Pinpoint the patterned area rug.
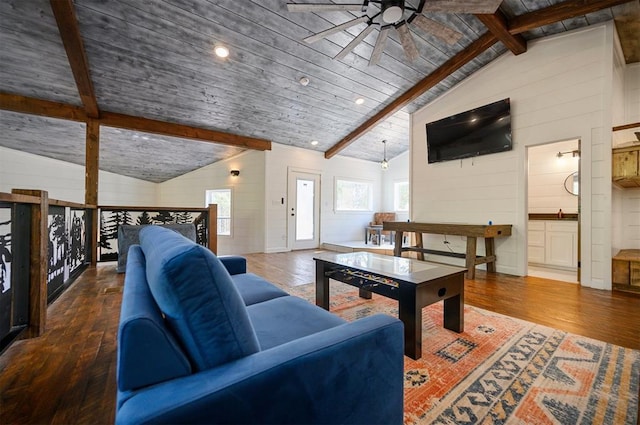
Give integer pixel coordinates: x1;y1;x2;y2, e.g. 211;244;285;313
287;282;640;425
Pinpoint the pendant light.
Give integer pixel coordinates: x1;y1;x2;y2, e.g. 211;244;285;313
381;140;389;170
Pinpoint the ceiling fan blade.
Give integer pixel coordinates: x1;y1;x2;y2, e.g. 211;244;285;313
421;0;502;14
287;3;365;12
412;15;462;45
369;25;391;66
395;22;419;61
304;15;369;43
334;24;375;60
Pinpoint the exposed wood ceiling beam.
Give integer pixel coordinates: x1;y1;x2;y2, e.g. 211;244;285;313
0;92;88;122
325;32;498;159
99;112;272;151
509;0;633;34
325;0;630;159
50;0;99;118
475;11;527;55
0;93;272;151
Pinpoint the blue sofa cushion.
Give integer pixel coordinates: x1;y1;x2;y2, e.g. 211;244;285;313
139;226;259;371
218;255;247;275
231;273;289;306
247;296;346;350
117;223;196;273
117;245;192;395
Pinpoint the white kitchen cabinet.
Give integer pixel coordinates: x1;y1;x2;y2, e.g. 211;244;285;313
528;220;578;269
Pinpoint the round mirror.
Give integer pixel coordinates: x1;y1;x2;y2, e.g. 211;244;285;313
564;171;579;196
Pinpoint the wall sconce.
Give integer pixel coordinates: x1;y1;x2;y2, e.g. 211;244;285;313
556;150;579;158
230;170;240;177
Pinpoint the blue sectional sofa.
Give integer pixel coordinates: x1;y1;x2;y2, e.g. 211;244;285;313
115;225;404;424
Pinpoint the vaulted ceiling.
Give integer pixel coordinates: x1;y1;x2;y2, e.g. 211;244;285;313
1;0;638;183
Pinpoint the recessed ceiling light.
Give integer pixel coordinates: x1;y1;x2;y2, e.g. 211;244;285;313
299;76;310;86
214;44;229;58
311;140;319;146
355;97;365;105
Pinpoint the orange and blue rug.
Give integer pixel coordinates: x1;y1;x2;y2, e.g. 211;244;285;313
288;282;640;424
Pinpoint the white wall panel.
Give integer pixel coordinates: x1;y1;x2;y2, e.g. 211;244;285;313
264;144;383;252
1;146;156;206
411;24;617;286
157;150;266;256
381;151;410;222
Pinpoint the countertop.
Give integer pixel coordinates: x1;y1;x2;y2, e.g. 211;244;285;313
528;213;578;221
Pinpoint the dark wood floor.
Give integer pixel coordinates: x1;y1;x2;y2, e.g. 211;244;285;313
1;249;639;424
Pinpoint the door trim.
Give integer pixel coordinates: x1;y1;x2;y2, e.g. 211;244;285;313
287;169;321;250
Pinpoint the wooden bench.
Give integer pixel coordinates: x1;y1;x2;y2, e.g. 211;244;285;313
383;222;512;279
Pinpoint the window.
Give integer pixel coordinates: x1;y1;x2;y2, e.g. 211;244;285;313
205;189;231;235
335;178;372;211
394;181;409;212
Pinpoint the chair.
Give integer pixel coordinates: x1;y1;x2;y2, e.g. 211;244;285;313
365;212;396;245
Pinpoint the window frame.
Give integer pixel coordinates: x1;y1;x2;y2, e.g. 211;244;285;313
393;180;409;212
334;177;373;212
205;188;232;236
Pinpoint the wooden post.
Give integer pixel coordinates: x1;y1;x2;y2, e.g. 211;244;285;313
85;119;99;266
207;204;218;254
415;232;424;261
12;189;48;337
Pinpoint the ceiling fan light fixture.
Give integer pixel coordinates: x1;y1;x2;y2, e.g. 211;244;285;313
382;0;404;24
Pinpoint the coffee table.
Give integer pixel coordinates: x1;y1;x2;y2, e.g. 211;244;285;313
314;252;466;360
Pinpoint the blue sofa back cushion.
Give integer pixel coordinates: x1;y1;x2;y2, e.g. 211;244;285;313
139;226;259;371
117;245;193;395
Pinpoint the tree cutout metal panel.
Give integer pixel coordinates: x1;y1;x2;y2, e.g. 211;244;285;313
98;209;208;262
68;209;86;276
47;207;67;300
0;207;12;343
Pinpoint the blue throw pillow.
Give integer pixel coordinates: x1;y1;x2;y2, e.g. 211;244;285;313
139;226;259;371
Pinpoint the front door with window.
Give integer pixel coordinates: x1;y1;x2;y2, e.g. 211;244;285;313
287;171;320;250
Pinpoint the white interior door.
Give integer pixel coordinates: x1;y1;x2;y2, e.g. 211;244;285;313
288;171;320;250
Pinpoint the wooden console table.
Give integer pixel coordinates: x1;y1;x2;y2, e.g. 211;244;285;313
383;222;512;279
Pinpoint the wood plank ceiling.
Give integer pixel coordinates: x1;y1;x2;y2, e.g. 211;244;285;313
0;0;637;183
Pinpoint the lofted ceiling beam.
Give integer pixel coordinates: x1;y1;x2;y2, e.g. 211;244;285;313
99;112;272;151
50;0;100;118
0;93;272;151
325;32;498;159
509;0;633;34
475;11;527;55
0;92;88;122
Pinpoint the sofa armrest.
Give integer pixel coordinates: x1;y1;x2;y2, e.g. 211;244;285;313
218;255;246;275
116;314;404;425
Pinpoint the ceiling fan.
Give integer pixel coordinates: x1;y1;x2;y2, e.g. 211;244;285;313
287;0;502;65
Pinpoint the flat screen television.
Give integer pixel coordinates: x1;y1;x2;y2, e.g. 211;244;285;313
426;98;512;164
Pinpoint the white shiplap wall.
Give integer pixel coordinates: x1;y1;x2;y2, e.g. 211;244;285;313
411;23;619;289
264;143;383;253
157;150;266;256
528;139;579;214
617;61;640;250
612;49;640;253
381;151;410;222
0;146;157;205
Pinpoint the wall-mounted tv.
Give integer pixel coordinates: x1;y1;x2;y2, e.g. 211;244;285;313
426;98;512;164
